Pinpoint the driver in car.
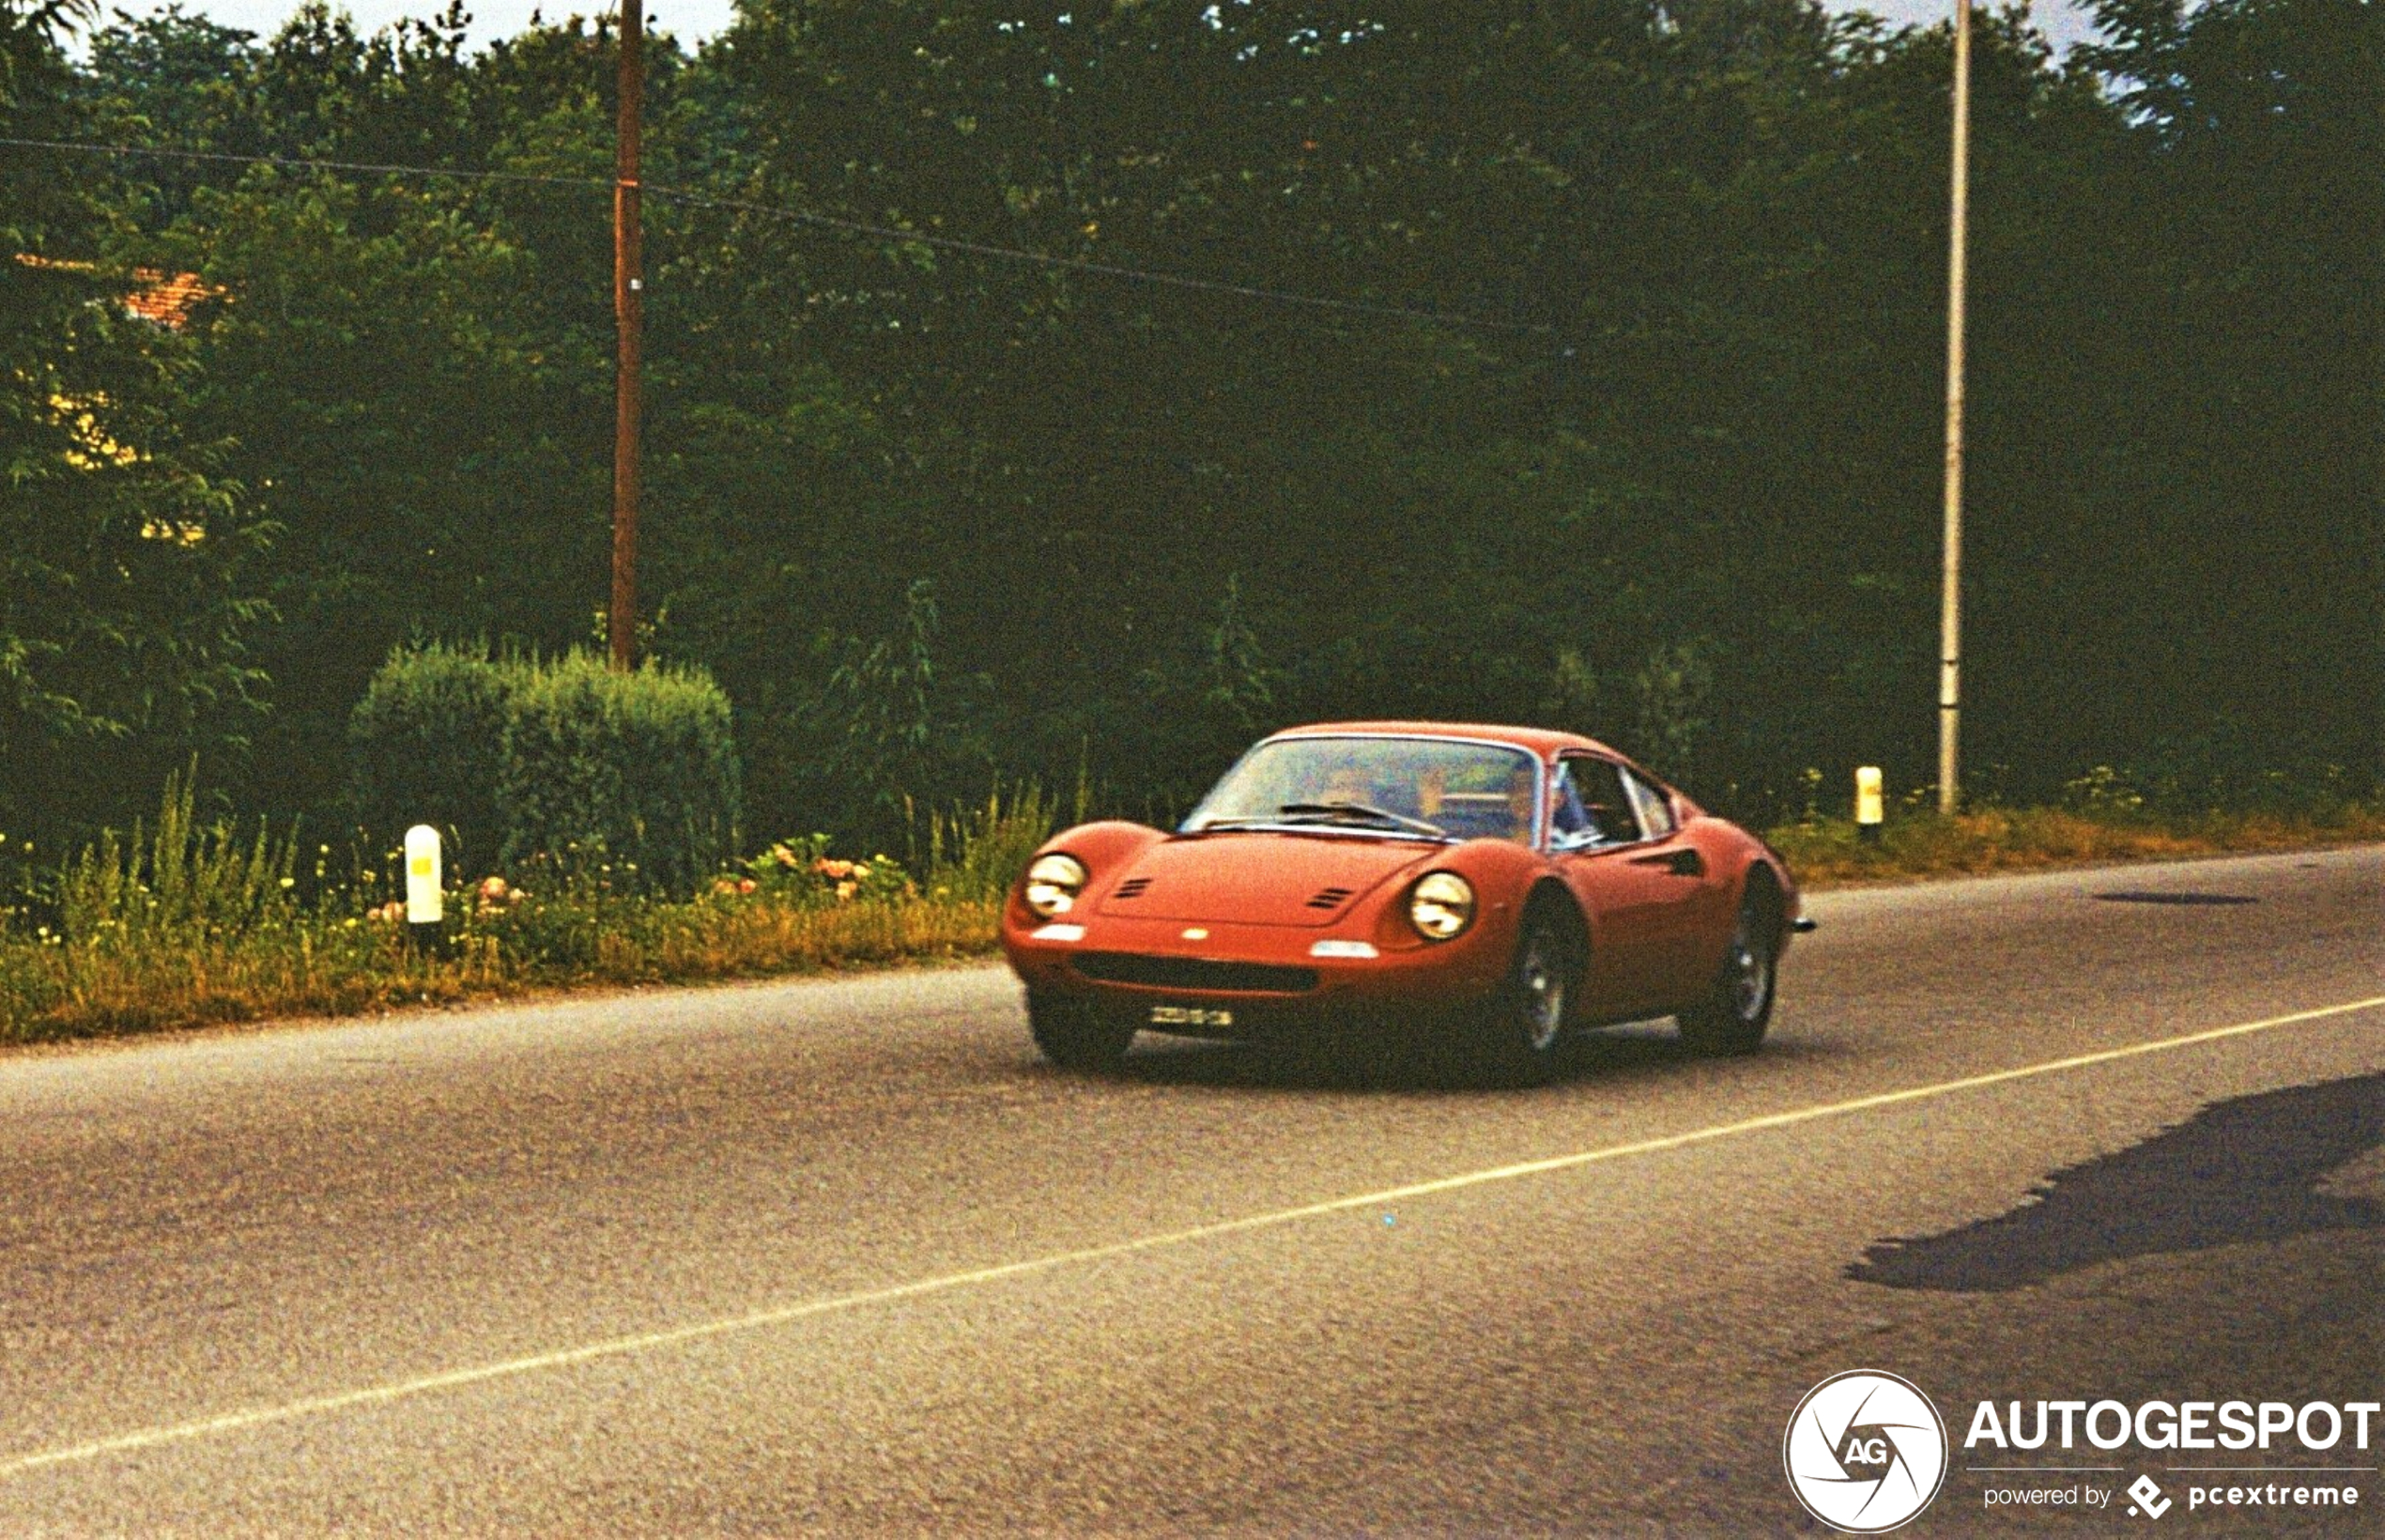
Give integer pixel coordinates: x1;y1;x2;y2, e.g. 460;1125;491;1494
1549;762;1601;843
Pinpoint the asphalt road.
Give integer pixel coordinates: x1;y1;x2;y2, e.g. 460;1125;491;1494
0;846;2377;1536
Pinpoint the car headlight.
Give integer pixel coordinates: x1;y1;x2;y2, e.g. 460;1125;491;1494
1408;870;1475;941
1023;854;1089;919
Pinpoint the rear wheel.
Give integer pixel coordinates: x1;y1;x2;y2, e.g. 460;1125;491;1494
1026;991;1137;1070
1676;887;1778;1056
1473;911;1577;1086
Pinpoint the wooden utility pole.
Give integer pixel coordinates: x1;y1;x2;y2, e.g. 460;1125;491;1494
608;0;644;673
1937;0;1972;815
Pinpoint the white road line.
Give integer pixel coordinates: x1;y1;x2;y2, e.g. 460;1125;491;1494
4;993;2380;1481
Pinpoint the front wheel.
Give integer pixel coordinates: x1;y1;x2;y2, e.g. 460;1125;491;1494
1676;888;1778;1056
1472;912;1577;1086
1026;991;1137;1071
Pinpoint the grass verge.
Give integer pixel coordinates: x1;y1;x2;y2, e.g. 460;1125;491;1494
1;889;1005;1046
1769;805;2385;889
3;784;2377;1048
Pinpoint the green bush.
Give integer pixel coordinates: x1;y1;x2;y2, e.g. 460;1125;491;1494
348;641;518;871
350;647;741;895
497;652;742;895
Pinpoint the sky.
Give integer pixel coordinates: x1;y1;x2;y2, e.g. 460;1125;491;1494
72;0;2106;60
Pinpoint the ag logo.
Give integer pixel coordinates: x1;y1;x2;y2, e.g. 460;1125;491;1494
1783;1370;1949;1532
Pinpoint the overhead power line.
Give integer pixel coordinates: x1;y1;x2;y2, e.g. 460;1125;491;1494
0;133;608;192
0;133;1556;337
649;185;1555;336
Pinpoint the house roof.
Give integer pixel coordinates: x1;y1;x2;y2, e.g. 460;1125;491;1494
14;254;224;330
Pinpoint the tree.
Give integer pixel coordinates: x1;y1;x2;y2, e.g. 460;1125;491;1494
0;0;272;840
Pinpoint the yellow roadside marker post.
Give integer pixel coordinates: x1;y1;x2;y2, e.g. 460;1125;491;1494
405;824;445;956
1855;766;1885;843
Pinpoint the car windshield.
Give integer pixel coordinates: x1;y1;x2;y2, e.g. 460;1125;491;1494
1181;736;1543;844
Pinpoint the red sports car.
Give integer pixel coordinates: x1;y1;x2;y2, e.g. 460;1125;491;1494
1001;721;1812;1082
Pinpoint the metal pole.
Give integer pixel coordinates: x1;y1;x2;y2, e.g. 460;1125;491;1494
608;0;644;673
1937;0;1971;815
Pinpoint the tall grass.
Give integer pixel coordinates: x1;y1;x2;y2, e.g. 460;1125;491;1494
61;765;301;950
0;769;1019;1045
918;781;1066;901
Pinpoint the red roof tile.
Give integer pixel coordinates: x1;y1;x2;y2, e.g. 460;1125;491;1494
14;254;225;329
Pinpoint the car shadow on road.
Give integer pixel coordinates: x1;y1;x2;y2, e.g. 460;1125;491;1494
1103;1020;1809;1095
1847;1071;2385;1291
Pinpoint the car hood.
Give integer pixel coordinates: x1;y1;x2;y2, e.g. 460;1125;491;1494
1094;832;1440;927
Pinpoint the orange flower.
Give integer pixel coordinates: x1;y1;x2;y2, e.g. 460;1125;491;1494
835;880;858;901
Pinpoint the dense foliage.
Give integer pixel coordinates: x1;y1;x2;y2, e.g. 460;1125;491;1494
1;0;2375;854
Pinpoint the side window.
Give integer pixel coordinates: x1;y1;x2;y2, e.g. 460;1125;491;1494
1622;767;1677;839
1550;762;1593;838
1561;756;1642;845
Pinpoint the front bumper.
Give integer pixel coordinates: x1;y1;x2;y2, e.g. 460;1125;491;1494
1002;912;1511;1036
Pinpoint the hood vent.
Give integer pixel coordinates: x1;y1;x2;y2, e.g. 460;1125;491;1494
1112;876;1153;901
1306;886;1355;910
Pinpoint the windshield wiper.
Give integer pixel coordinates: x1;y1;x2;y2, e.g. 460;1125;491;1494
1275;801;1449;837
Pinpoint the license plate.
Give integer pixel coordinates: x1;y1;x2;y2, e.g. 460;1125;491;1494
1150;1005;1234;1028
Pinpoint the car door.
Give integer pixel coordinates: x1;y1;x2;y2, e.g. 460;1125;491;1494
1551;754;1711;1018
1616;762;1729;1005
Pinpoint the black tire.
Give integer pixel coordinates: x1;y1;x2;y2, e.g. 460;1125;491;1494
1473;910;1577;1086
1026;990;1137;1070
1676;886;1779;1056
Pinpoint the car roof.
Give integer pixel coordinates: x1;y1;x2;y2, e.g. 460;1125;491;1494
1268;720;1622;761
